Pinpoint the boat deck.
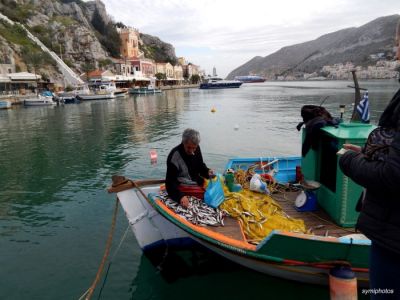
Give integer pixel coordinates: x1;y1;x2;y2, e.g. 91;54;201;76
271;191;355;237
207;217;246;242
206;191;356;241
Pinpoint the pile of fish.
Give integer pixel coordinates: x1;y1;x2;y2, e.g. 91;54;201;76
158;192;225;227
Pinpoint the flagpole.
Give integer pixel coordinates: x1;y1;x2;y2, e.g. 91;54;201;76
350;70;362;122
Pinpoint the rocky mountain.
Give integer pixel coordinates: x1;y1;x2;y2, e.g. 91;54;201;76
227;15;400;80
140;33;177;65
0;0;177;83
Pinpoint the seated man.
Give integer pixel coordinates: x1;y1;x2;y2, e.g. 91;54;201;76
166;128;214;208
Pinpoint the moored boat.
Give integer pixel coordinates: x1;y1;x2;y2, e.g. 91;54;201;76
129;86;162;95
199;77;242;89
114;89;129;97
76;82;116;101
0;100;12;109
24;92;56;106
234;75;266;83
109;122;375;287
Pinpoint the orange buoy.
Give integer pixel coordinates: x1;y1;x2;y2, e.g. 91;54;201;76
329;266;357;300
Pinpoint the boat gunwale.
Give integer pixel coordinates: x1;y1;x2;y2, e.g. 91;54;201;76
129;184;370;271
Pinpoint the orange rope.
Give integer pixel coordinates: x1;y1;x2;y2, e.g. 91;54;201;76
84;198;119;300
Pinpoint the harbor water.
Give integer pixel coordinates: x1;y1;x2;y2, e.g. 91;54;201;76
0;80;398;299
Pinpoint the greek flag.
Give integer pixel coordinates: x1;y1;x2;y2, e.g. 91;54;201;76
357;91;370;123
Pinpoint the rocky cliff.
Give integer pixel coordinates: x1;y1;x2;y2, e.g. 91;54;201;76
0;0;177;83
227;15;400;80
140;33;177;65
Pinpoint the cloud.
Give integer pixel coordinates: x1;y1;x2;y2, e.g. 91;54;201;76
100;0;400;76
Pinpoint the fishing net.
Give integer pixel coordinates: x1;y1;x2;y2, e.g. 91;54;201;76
220;187;307;244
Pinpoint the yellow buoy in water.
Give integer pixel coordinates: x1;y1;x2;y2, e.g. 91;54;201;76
211;107;216;113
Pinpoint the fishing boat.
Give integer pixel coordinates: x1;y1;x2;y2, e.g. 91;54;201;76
234;75;266;83
109;122;374;287
0;100;12;109
24;92;56;106
199;77;242;89
76;82;116;101
56;85;89;104
129;86;162;95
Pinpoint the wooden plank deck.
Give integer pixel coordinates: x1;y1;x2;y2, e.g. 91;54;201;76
206;216;246;241
206;191;356;241
271;191;356;237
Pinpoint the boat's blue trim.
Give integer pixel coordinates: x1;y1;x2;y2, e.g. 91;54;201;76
225;156;301;183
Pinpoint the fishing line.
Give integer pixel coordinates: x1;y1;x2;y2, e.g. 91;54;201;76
319;96;330;106
97;224;131;300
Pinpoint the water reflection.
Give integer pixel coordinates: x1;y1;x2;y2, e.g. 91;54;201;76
130;247;329;300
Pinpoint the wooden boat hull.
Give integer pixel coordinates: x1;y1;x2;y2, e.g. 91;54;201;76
116;175;370;287
194;237;369;286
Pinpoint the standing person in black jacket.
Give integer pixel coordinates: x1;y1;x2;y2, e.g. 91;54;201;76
339;87;400;298
166;128;214;208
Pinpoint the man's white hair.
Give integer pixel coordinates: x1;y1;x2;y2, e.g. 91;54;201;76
182;128;200;145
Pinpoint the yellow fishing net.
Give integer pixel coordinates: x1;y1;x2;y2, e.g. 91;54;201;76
220;187;307;244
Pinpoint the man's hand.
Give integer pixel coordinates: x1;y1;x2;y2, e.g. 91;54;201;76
180;196;189;208
208;169;216;178
343;144;362;153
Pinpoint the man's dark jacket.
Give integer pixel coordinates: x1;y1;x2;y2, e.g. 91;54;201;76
166;143;210;202
339;132;400;255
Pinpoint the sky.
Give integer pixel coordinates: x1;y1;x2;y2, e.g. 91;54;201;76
100;0;400;77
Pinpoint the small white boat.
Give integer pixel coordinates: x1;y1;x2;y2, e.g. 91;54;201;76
114;89;128;97
76;82;116;101
24;94;56;106
129;84;162;95
57;85;90;98
0;100;12;109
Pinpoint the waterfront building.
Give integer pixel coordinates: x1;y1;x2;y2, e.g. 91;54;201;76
117;27;143;59
155;62;174;78
177;57;186;66
87;69;116;83
0;72;43;94
113;58;134;77
131;58;155;78
165;63;174;80
173;65;184;85
182;63;200;79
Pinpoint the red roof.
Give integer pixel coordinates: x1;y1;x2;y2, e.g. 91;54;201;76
88;69;103;77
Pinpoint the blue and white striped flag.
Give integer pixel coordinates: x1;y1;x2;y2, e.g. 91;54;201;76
357;91;370;123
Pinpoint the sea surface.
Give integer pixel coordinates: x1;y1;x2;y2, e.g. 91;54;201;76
0;80;399;300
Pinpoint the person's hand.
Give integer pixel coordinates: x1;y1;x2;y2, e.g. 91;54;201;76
343;144;362;153
208;169;216;178
180;196;189;208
